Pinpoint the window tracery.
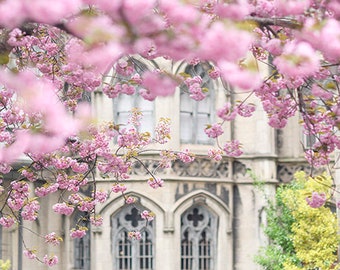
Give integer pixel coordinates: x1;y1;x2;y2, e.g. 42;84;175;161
181;205;217;270
112;204;154;270
74;212;91;270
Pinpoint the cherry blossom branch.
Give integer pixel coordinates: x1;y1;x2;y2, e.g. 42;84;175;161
245;16;302;29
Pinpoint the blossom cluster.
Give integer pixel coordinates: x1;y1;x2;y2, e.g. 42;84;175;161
306;192;327;208
128;231;142;240
141;210;155;222
45;232;63;246
147;178;164;189
70;227;88;239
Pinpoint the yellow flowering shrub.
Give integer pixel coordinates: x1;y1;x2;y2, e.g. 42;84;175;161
281;171;339;270
0;260;11;270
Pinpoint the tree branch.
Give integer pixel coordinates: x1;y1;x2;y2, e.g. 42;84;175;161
245;16;303;29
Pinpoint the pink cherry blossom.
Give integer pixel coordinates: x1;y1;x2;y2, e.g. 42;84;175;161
214;0;251;20
125;196;137;204
90;215;104;226
208;149;223;161
93;190;108;204
43;254;58;267
141;71;177;98
237;103;256;117
23;249;37;260
21;169;36;182
311;84;333;100
274;41;320;78
1;0;340;260
141;210;155;221
223;140;243;157
306;192;327;208
155;117;171;144
70;228;87;239
217;103;237;121
273;0;311;16
7;28;27;47
268;115;288;129
21;200;40;221
36;184;59;197
199;22;253;63
0;0;25;27
177;149;195;163
188;83;206;101
8;198;24;211
111;184;127;193
128;231;142;240
204;124;224;138
218;61;262;90
208;67;221;79
26;0;81;24
262;38;283;56
147;178;164;189
115;59;135;77
78;200;95;212
52;203;74;216
159;150;177;168
44;232;63;246
0;216;16;228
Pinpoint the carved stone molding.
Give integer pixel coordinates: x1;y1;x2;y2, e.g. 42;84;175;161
130;159;165;176
233;161;248;180
130;157;230;178
277;163;326;183
172;158;229;178
130;157;263;182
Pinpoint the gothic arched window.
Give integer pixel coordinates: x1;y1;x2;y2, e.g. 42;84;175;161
112;205;154;270
180;63;215;145
74;212;91;270
181;205;217;270
115;93;154;133
113;58;154;134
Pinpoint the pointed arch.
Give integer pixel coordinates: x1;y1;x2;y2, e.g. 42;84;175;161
181;204;218;270
96;192;165;270
172;189;231;218
112;202;154;270
172;190;233;270
98;191;165;219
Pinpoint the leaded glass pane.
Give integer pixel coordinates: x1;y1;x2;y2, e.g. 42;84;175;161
74;212;91;270
139;231;153;270
113;59;154;134
198;231;211;270
114;94;154;134
181;231;193;270
112;205;154;270
118;231;132;270
181;205;217;270
180;63;215;145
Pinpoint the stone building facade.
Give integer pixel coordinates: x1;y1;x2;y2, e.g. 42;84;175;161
0;60;315;270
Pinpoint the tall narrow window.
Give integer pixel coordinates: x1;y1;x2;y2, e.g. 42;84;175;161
113;58;154;134
180;63;215;144
181;206;217;270
302;132;316;149
112;205;154;270
115;93;154;133
74;212;91;270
